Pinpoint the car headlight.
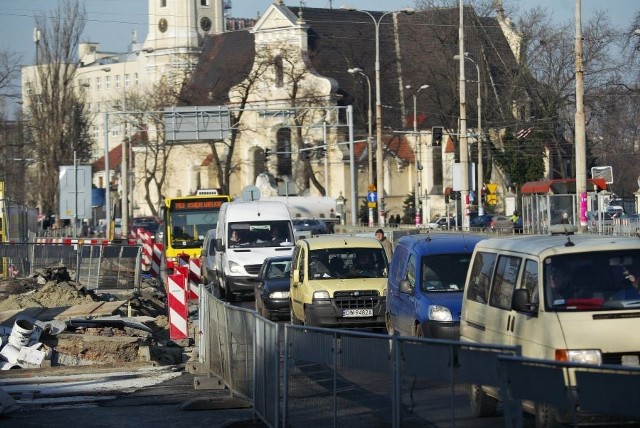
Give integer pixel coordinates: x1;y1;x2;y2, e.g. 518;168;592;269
555;349;602;365
428;305;453;322
312;290;331;304
229;260;245;274
269;291;290;299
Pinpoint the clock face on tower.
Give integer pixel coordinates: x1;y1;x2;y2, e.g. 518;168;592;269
200;17;212;32
158;18;168;33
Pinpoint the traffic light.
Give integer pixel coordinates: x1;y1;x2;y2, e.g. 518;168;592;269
432;126;443;145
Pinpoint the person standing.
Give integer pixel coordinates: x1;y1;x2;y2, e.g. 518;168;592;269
375;228;393;260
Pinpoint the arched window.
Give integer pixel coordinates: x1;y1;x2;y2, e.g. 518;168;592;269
276;128;292;177
253;148;266;180
274;56;284;88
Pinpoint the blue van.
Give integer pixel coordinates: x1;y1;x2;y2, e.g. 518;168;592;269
385;233;486;339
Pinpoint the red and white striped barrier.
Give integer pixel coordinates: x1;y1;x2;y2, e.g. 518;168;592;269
167;271;188;340
188;257;201;300
151;242;163;277
139;230;153;272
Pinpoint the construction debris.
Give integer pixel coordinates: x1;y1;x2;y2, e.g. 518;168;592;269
0;266;179;370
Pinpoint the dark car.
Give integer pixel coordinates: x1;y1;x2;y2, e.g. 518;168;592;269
292;219;330;236
131;216;160;238
469;214;493;230
254;255;292;321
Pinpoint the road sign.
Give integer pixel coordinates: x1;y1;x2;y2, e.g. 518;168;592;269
487;183;498;194
487;194;497;205
368;183;376;192
368;191;377;208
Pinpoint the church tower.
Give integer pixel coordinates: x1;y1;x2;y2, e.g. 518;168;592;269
143;0;226;76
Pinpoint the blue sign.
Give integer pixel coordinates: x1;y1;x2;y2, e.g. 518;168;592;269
368;191;377;203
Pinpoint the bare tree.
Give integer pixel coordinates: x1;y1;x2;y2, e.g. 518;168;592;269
22;0;91;218
0;50;23;116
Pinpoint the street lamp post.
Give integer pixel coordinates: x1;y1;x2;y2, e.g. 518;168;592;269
409;84;429;227
341;6;415;227
75;66;110;237
347;67;374;227
457;0;470;230
454;52;483;216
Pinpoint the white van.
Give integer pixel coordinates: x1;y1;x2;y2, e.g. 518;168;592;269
460;225;640;425
213;201;295;301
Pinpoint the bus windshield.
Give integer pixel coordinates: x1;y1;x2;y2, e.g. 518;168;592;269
170;211;219;248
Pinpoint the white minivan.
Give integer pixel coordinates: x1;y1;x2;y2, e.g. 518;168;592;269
461;225;640;425
213;201;295;301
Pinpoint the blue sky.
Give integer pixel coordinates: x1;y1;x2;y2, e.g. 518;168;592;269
0;0;637;67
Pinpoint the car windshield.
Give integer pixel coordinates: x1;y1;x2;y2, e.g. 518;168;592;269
228;221;294;248
544;250;640;311
308;247;388;279
420;253;472;292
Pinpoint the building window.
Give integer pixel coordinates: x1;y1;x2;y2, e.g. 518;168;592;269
92;125;99;139
105;75;111;89
25;82;32;96
253;148;267;181
86;103;91;112
84;78;92;91
133;73;139;86
115;75;121;89
274;56;283;88
200;0;210;5
276;128;292;177
125;74;130;87
96;76;102;91
161;0;167;7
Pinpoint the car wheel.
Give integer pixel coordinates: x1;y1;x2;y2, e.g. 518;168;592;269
259;299;271;321
469;384;498;417
290;302;302;325
535;403;560;428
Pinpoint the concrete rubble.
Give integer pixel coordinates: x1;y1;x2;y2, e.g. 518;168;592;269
0;266;183;373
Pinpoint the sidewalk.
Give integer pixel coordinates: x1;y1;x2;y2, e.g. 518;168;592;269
1;368;266;428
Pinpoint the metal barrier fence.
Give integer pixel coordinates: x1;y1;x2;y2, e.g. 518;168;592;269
196;285;640;427
0;243;141;290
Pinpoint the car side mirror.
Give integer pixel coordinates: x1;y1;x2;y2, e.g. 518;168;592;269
292;269;300;286
399;279;414;296
215;238;224;252
512;288;537;314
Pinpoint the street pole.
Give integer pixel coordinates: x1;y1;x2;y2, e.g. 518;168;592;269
575;0;587;232
456;53;483;216
73;150;78;238
341;7;415;227
121;63;129;239
410;84;429;227
347;67;374;227
458;0;470;229
103;112;111;241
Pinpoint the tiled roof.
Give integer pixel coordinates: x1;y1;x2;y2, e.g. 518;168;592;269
93;145;123;171
181;5;523;165
179;30;255;106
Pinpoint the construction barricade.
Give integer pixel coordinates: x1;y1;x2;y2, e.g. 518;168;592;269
0;241;141;290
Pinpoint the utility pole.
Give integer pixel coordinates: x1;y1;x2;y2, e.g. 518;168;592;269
458;0;470;229
575;0;587;232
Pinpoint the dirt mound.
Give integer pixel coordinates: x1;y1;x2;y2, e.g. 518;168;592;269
0;281;97;311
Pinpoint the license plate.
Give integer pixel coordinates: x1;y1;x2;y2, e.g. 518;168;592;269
342;308;373;318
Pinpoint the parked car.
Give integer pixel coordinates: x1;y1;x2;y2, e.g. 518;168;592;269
253;255;292;321
292;219;330;237
428;216;455;230
386;233;486;339
469;214;493;230
489;215;514;233
131;216;160;238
